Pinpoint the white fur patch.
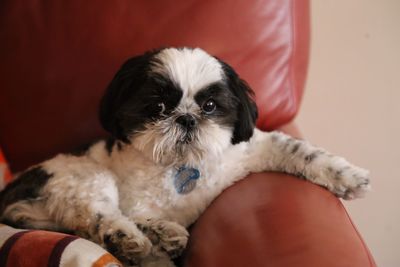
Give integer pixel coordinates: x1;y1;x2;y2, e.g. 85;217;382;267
151;48;223;97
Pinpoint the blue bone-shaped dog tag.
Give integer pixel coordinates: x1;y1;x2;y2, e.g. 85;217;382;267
174;166;200;194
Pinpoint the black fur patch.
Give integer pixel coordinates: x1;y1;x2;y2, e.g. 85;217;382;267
305;152;320;163
0;166;53;215
93;213;104;235
217;59;258;144
71;139;120;157
194;82;238;127
291;143;301;154
70;140;99;156
99;49;184;142
103;230;138;265
103;233;121;256
105;137;116;154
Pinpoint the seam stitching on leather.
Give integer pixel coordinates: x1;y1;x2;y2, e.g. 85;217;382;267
339;201;376;266
287;0;298;126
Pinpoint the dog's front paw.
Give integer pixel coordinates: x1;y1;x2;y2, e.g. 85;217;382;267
320;157;371;200
153;220;189;258
102;220;152;264
138;219;188;258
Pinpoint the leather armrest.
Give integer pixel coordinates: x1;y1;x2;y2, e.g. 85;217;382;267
182;123;376;267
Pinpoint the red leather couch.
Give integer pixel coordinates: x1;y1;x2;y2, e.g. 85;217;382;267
0;0;376;266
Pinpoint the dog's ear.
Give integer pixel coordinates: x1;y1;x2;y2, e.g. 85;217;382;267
99;51;158;142
219;60;258;144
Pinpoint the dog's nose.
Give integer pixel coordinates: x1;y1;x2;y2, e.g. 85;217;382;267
176;114;197;129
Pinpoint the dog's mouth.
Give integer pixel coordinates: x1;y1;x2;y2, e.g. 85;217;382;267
173;130;204;163
133;121;204;164
177;132;194;144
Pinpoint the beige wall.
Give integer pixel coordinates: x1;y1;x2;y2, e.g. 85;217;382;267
297;0;400;266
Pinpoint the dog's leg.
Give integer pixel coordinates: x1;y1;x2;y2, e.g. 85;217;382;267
1;155;152;264
44;201;152;265
43;160;153;264
246;130;370;199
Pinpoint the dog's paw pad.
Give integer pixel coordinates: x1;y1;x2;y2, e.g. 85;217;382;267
341;171;371;200
325;160;371;200
142;220;188;258
103;226;152;263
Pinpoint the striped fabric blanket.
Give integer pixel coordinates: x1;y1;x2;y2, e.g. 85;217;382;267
0;224;122;267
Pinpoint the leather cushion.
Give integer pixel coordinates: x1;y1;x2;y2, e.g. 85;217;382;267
0;0;309;171
183;172;376;267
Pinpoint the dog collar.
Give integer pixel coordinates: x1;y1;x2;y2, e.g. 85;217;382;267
174;166;200;194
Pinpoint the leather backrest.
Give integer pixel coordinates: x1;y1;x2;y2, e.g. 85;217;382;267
0;0;309;171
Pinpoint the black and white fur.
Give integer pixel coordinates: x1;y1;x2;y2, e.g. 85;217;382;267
0;48;370;266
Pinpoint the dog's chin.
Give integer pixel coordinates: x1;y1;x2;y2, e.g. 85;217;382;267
131;128;204;166
130;122;232;166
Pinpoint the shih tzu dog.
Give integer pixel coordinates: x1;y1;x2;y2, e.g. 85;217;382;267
0;47;370;266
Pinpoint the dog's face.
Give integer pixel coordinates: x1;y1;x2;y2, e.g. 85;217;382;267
100;48;257;164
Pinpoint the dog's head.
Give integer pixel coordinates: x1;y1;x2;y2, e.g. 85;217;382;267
100;47;257;164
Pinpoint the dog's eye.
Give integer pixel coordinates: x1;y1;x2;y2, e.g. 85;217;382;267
157;103;166;114
202;99;216;114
